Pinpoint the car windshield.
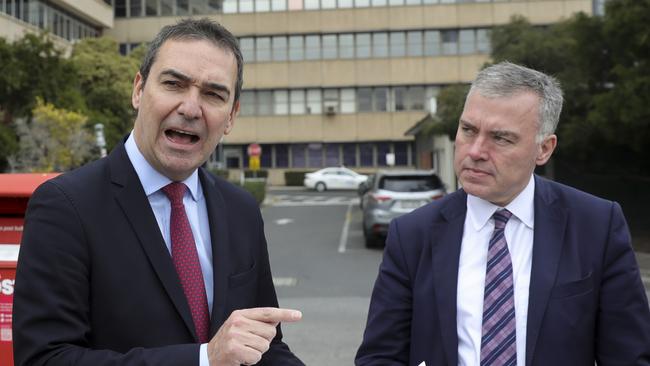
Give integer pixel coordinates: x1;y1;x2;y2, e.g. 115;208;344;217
379;175;443;192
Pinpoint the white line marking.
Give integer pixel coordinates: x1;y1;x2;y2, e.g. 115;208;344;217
338;202;353;253
274;218;294;225
273;277;298;287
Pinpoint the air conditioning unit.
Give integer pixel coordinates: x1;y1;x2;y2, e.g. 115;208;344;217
324;101;337;116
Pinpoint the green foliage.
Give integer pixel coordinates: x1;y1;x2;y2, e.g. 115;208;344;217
424;84;470;139
11;99;93;172
284;171;310;186
242;179;267;206
70;37;140;150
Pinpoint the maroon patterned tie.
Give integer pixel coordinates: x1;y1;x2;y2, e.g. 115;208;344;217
162;182;210;343
480;209;516;366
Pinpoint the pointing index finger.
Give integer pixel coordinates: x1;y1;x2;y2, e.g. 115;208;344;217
241;307;303;323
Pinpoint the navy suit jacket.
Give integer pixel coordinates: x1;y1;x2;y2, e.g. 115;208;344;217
13;141;303;365
356;175;650;365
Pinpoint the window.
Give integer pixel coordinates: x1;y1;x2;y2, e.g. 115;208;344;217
395;142;408;165
389;0;404;5
357;88;372;112
339;34;354;59
176;0;189;15
322;35;337;59
339;0;354;7
289;36;304;61
407;86;425;110
290;90;306;115
207;0;223;12
407;31;423;57
240;0;255;11
272;36;287;61
256;0;271;11
442;30;458;55
343;143;357;166
459;29;475;55
307;144;323;168
390;32;406;57
288;0;303;10
276;144;289;167
115;0;126;16
292;144;307;168
146;0;158;15
356;33;371;58
131;0;143;17
377;142;390;166
340;89;356;113
373;88;388;111
424;30;441;56
325;144;341;166
371;0;386;6
256;37;271;61
274;90;289;115
261;145;272;167
253;91;270;115
305;35;321;60
223;0;237;12
304;0;319;9
323;89;339;113
306;89;322;114
355;0;370;6
240;91;256;116
359;144;374;166
240;38;255;63
372;33;388;58
394;87;407;111
272;0;287;10
477;29;490;53
322;0;337;8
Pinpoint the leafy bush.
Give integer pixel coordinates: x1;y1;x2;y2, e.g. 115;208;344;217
244;169;268;178
242;178;266;206
284;171;310;186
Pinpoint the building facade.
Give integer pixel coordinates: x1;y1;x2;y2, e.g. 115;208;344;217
3;0;596;184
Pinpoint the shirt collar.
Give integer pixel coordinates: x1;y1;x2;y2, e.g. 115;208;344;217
466;175;535;231
124;133;201;202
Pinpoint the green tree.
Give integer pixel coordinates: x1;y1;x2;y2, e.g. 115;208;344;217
424;84;470;139
71;37;140;151
10;98;93;172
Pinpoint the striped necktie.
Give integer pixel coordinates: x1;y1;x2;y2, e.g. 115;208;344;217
162;182;210;343
480;209;516;366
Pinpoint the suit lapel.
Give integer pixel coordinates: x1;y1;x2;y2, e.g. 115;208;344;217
525;176;567;366
108;142;198;341
431;191;467;366
199;169;232;333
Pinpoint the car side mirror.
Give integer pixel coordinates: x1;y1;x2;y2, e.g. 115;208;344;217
358;181;369;195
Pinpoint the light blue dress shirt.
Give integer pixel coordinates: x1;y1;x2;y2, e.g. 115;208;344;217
124;134;213;364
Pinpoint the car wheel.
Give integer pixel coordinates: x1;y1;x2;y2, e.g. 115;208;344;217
315;182;326;192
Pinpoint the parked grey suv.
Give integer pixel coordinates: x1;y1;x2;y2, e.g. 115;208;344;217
359;170;446;248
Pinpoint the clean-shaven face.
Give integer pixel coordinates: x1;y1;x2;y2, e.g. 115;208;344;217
453;91;557;206
131;39;240;181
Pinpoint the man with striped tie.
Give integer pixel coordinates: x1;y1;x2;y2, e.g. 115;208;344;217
356;62;650;365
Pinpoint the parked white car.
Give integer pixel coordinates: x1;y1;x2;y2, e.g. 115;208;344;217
304;167;368;192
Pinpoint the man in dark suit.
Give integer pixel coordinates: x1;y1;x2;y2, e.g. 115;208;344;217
13;19;303;366
356;62;650;365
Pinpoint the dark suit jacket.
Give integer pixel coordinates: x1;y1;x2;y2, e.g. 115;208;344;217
356;175;650;366
13;141;303;365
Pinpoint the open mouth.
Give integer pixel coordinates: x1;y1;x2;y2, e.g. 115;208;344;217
165;129;199;145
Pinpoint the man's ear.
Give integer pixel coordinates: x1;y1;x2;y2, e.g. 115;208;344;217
224;100;240;135
536;134;557;166
132;72;144;110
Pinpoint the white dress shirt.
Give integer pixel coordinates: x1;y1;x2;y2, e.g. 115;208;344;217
124;134;213;365
457;175;535;366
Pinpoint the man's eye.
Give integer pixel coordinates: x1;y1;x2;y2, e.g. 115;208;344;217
205;91;225;101
162;80;181;88
494;136;512;144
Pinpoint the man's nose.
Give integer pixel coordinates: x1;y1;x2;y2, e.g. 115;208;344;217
177;89;202;120
467;136;488;161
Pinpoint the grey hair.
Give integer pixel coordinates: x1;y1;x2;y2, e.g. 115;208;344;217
469;61;563;143
138;18;244;104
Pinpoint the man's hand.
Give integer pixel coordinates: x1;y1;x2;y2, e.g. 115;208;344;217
207;307;302;366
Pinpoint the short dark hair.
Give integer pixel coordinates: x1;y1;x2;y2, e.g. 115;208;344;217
139;18;244;103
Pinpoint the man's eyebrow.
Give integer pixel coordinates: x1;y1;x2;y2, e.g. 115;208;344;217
160;69;231;97
160;69;191;82
491;129;519;140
